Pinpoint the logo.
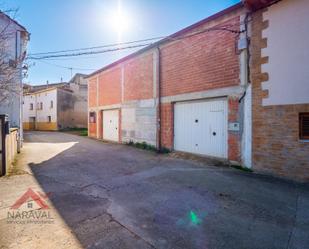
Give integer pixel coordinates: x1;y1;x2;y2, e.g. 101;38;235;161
7;188;54;224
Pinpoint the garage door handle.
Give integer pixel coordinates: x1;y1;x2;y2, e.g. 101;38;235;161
213;132;216;136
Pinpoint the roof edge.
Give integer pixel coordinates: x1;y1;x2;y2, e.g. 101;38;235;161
0;11;29;34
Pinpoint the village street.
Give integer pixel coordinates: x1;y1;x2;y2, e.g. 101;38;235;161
0;131;309;249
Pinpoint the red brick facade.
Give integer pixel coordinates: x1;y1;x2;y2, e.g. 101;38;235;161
161;18;240;97
98;67;121;106
88;4;244;163
124;53;154;101
160;103;174;149
228;97;241;161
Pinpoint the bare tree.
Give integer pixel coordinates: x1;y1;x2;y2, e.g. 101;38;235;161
0;8;25;104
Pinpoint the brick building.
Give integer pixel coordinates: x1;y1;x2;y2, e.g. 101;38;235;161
87;0;309;181
245;0;309;181
87;3;251;165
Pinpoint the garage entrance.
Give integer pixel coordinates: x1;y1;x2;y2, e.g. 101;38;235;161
103;109;119;142
174;98;228;158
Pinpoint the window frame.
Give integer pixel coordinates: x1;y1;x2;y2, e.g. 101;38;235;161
299;113;309;140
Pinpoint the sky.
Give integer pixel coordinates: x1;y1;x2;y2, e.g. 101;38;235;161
4;0;240;85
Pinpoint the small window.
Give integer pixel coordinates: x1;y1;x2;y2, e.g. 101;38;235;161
300;113;309;140
30;103;33;110
50;100;53;108
89;112;96;123
40;102;43;110
47;116;51;123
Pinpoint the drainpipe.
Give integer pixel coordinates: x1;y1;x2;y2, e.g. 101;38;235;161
155;47;161;151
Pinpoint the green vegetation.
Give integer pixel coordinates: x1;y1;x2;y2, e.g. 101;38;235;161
125;140;170;154
231;164;253;172
61;128;88;136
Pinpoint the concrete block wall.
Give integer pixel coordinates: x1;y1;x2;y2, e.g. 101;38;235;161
122;100;157;145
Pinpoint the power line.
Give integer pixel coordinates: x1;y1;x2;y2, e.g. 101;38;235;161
28;36;165;56
27;24;245;60
27;43;152;60
37;59;97;71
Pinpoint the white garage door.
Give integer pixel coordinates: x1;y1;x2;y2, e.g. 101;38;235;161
174;99;227;158
103;109;119;142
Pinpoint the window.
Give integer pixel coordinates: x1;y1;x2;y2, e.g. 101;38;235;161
47;116;51;123
50;100;53;108
89;112;96;123
40;102;43;110
300;113;309;140
30;103;33;110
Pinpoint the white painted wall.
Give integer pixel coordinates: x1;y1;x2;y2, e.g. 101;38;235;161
23;89;57;123
23;94;36;122
261;0;309;106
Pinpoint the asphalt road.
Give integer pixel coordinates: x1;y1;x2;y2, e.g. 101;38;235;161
0;131;309;249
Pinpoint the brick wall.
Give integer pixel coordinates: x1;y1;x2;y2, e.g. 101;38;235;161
88;7;243;162
228;97;240;161
160;103;173;149
89;123;96;137
161;17;240;97
88;78;97;108
98;67;121;106
124;53;154;101
251;9;309;181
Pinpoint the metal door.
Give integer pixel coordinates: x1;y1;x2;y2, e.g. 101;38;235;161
174;99;227;158
103;110;119;142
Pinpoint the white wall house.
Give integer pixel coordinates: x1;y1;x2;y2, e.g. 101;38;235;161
23;88;58;130
23;86;77;130
0;11;29;144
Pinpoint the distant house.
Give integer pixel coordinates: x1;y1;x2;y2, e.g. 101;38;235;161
68;73;88;128
0;11;29;145
23;87;74;130
23;74;88;130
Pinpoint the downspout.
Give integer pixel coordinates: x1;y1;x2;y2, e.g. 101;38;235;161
155;47;161;151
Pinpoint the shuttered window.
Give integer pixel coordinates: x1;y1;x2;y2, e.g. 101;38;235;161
299;113;309;140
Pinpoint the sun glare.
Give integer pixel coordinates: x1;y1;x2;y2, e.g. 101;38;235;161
108;0;131;41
